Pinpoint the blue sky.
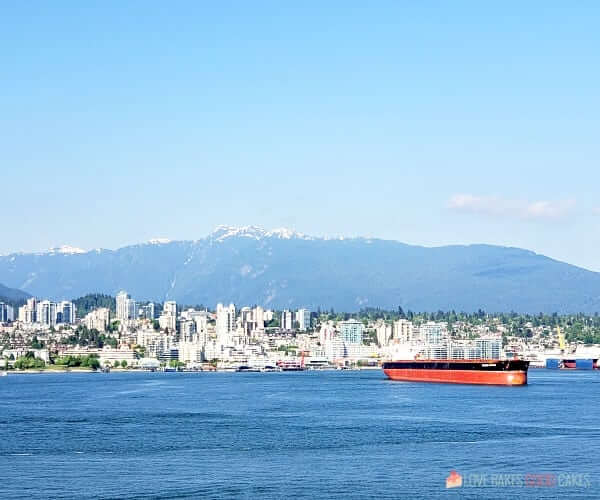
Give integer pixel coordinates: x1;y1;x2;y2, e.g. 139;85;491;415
2;2;600;270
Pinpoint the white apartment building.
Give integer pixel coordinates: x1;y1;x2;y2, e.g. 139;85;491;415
136;330;173;360
376;321;393;346
138;303;155;320
84;308;111;332
216;303;236;343
296;309;311;331
393;319;414;343
475;337;502;359
179;319;196;340
319;321;336;344
325;336;348;361
56;301;76;324
204;339;223;361
158;313;176;332
163;301;177;317
253;306;265;331
116;291;136;321
339;319;364;344
239;307;253;335
36;300;57;327
16;299;75;326
158;300;177;331
418;322;447;345
19;297;38;323
281;309;294;331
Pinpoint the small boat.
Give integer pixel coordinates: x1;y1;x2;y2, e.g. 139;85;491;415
236;365;261;372
278;361;305;371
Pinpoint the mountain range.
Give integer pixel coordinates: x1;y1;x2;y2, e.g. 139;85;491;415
1;225;599;313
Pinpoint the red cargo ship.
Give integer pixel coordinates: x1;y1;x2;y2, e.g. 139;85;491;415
382;359;529;385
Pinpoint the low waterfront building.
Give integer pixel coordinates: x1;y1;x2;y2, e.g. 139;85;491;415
98;346;138;366
1;348;50;363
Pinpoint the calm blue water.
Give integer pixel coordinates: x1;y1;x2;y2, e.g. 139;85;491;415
0;370;598;499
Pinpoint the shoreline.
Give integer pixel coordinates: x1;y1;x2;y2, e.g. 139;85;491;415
1;366;381;375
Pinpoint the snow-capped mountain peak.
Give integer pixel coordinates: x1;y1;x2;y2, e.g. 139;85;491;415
209;225;312;242
46;245;87;255
266;227;311;240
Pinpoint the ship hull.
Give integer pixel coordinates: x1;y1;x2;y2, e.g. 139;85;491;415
383;360;529;386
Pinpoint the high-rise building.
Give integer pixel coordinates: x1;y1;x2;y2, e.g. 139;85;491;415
138;303;155;320
18;305;26;323
216;303;236;341
19;297;38;323
253;306;265;331
0;303;14;323
239;307;254;335
36;300;57;327
116;291;136;321
281;309;293;331
56;301;76;324
116;291;128;320
339;319;364;344
296;309;311;331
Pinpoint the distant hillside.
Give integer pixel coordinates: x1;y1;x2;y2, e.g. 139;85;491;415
0;226;599;313
0;282;30;308
73;294;116;317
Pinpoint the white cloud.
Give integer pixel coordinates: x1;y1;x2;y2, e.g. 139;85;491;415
448;194;575;220
593;207;600;216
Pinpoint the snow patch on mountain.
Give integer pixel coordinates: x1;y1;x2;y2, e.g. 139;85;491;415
210;225;313;242
47;245;87;255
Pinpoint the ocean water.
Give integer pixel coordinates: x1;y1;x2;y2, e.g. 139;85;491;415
0;369;598;499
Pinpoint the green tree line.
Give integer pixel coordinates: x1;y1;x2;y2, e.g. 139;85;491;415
73;294;116;316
